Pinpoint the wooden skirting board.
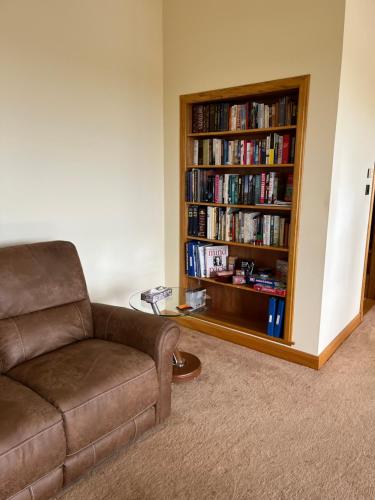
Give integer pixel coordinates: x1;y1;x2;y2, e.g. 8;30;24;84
317;313;361;368
176;313;362;370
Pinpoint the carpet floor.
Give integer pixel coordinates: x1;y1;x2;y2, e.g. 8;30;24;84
59;309;375;500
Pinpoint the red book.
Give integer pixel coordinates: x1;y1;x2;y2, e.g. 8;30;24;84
250;140;255;164
254;284;287;297
284;174;293;202
282;134;290;163
260;172;266;204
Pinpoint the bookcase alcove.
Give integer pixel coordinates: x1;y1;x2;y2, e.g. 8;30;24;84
177;75;310;359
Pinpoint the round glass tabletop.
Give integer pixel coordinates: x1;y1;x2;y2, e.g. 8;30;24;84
129;286;207;317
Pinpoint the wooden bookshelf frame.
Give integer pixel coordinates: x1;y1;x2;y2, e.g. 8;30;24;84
179;75;310;351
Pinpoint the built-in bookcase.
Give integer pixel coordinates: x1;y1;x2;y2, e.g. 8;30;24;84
178;76;309;349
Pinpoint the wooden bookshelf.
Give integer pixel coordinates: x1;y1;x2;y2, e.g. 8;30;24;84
179;75;309;353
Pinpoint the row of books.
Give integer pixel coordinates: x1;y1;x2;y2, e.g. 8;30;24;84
188;206;290;247
186;241;229;278
267;297;285;338
192;96;298;133
192;134;295;165
186;171;293;206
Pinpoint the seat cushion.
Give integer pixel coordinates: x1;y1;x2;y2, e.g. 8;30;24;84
0;376;66;500
8;339;159;455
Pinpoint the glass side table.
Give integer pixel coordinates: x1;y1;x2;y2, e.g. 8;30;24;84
129;287;202;382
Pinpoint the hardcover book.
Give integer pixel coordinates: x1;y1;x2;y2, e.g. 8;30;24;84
205;245;229;277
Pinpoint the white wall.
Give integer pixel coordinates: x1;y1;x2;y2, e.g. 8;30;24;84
319;0;375;352
0;0;164;305
2;0;368;357
163;0;345;354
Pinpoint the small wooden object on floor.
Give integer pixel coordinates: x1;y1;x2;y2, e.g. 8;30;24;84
173;349;201;382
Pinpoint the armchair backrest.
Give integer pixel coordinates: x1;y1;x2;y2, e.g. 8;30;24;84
0;241;93;373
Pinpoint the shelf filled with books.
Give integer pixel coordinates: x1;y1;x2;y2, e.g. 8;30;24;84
179;76;309;350
186;164;294;170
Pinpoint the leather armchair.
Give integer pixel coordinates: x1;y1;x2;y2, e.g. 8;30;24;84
0;241;179;500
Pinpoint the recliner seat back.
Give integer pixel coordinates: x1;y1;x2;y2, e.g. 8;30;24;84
0;241;93;372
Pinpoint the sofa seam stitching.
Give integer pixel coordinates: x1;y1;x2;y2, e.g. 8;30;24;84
73;302;88;337
7;466;63;500
133;416;138;442
104;308;116;340
2;298;89;321
10;318;27;362
65;402;156;457
64;366;156;415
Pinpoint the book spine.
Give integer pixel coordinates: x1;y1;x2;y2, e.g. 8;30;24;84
188;205;193;235
193;140;199;165
255;285;287;297
268;172;275;204
279;217;285;247
273;215;280;247
198;207;207;237
282;134;290;164
260;173;266;204
290;136;296;163
277;135;283;164
267;297;277;336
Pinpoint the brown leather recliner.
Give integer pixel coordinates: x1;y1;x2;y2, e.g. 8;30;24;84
0;241;180;500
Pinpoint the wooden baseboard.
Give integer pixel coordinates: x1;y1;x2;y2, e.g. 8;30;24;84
317;313;362;368
176;313;362;370
176;315;318;369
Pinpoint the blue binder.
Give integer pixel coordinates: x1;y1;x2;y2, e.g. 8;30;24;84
267;297;277;336
274;299;285;338
187;241;195;276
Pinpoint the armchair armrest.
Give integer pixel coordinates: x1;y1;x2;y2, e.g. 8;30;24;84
91;303;180;423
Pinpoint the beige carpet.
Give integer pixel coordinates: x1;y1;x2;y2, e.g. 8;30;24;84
59;308;375;500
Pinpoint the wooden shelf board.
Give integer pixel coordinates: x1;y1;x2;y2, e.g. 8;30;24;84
188;308;289;345
186;163;294;169
185;201;291;211
186;235;289;252
188;125;297;138
187;275;287;298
